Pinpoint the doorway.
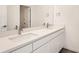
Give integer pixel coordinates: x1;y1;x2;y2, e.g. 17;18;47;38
20;5;31;30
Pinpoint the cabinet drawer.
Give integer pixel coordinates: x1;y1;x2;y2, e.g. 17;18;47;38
33;35;51;50
33;29;64;50
33;43;50;53
12;44;32;53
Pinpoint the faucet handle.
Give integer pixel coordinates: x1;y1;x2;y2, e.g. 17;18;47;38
46;23;49;28
42;22;45;26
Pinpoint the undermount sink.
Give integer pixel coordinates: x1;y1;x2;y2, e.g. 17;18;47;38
9;33;38;42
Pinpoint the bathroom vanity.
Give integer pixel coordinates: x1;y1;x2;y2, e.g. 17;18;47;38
0;5;65;53
0;25;65;53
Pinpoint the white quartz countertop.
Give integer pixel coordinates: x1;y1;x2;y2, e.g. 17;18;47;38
0;25;64;53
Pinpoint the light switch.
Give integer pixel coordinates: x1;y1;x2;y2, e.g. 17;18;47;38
56;12;61;16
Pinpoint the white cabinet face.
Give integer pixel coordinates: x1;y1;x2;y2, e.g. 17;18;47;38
33;43;50;53
33;29;64;53
11;29;64;53
12;44;32;53
49;33;64;53
33;36;51;50
33;29;64;50
33;33;64;53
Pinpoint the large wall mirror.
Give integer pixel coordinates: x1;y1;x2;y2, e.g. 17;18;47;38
0;5;54;34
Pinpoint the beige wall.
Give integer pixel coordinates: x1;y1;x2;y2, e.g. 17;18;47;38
0;5;7;32
7;5;20;30
31;6;41;27
54;5;79;52
30;5;54;27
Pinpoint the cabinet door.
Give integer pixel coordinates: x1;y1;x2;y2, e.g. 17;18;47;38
33;30;64;53
12;44;32;53
33;43;50;53
49;33;64;53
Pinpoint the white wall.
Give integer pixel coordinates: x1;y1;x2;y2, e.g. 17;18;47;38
54;5;79;52
0;5;7;32
31;5;54;27
39;5;54;24
31;6;40;27
7;5;20;30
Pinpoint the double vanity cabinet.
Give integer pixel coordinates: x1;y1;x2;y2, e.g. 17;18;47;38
0;26;65;53
11;28;65;53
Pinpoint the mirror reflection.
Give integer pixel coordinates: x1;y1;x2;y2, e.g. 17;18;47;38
0;5;20;32
0;5;54;33
20;5;31;30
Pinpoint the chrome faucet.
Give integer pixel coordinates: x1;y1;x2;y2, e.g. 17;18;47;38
42;22;49;28
18;27;23;35
46;23;49;28
42;22;45;26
